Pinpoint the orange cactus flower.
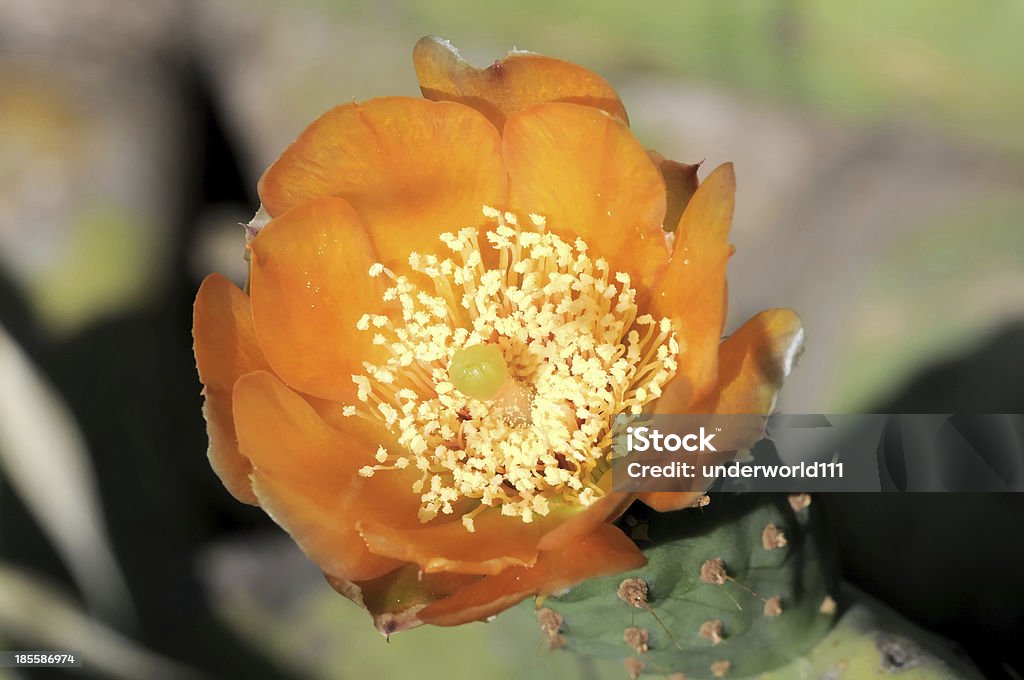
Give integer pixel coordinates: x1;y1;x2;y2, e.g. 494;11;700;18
193;36;804;634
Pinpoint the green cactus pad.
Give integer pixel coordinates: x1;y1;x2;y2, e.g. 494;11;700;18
756;586;984;680
538;494;836;678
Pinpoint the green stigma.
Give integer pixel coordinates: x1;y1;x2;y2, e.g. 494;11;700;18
449;343;508;400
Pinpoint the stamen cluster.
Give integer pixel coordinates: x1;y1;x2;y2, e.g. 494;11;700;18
349;207;678;530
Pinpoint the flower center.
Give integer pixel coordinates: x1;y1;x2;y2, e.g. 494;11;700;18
448;343;535;425
347;207;679;531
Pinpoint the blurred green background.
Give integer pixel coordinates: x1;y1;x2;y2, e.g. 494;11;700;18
1;1;1022;679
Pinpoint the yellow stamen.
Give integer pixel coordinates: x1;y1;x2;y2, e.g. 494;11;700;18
348;207;679;527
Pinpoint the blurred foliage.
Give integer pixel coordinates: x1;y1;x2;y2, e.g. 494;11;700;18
835;192;1024;409
35;203;154;334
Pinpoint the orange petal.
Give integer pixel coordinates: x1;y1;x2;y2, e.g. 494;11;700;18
194;273;268;392
504;103;668;293
202;393;256;505
257;97;506;274
233;370;410;582
652;163;737;413
419;524;645;626
536;473;630;553
193;273;271;504
413;35;628;131
327;566;483;635
648;151;701;234
637;491;708;513
641;311;803;510
358;508;540;576
695;308;805;415
249;196;387;403
646;309;799;512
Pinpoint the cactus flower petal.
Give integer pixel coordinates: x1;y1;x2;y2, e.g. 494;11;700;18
649;150;702;234
233;370;412;582
418;524;645;627
258;97;507;275
504;102;669;294
327;566;481;636
193;273;270;505
694;307;805;415
653;163;736;413
249;196;388;402
537;481;635;552
413;35;628;130
639;308;804;512
357;509;544;576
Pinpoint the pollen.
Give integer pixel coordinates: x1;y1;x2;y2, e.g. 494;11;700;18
348;207;679;527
